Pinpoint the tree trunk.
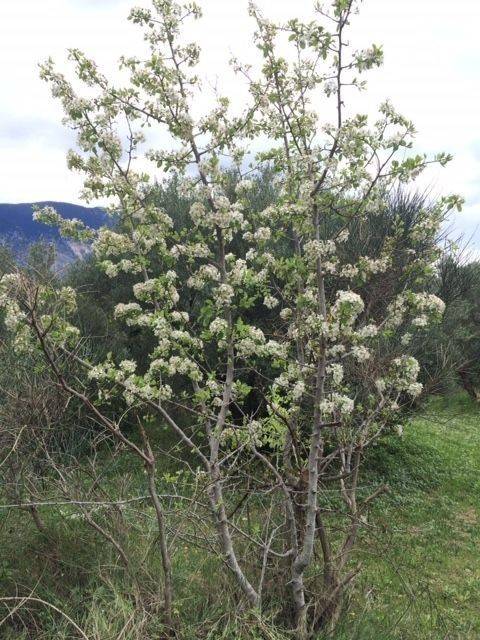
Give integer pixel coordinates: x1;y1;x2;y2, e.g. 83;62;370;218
138;420;174;633
458;367;480;402
146;467;174;632
27;504;49;536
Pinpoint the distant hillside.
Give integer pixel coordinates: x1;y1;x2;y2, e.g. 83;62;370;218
0;201;108;266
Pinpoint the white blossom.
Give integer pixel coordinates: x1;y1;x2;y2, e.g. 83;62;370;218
280;308;292;320
357;324;378;338
263;294;279;309
327;363;344;386
292;380;306;401
332;290;364;324
209;317;228;334
235;179;254;195
351;345;371;362
213;283;235;306
320;393;354;415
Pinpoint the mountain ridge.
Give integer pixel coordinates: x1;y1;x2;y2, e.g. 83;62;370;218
0;201;108;265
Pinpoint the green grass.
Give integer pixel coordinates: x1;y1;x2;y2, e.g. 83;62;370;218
1;393;478;639
336;393;480;640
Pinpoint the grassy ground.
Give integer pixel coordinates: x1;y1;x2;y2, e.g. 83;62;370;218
335;393;480;640
0;393;478;639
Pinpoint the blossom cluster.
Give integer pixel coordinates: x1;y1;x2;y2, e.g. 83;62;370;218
2;0;455;466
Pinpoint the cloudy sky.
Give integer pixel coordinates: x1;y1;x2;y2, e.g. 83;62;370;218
0;0;479;253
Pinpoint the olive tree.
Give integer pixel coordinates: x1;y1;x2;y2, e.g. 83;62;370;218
0;0;461;636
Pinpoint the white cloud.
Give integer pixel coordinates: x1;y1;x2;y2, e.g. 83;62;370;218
0;0;478;248
0;143;83;204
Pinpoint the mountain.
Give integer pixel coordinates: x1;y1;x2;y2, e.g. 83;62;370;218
0;201;108;266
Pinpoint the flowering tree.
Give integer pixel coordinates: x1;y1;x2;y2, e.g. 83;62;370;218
0;0;461;636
